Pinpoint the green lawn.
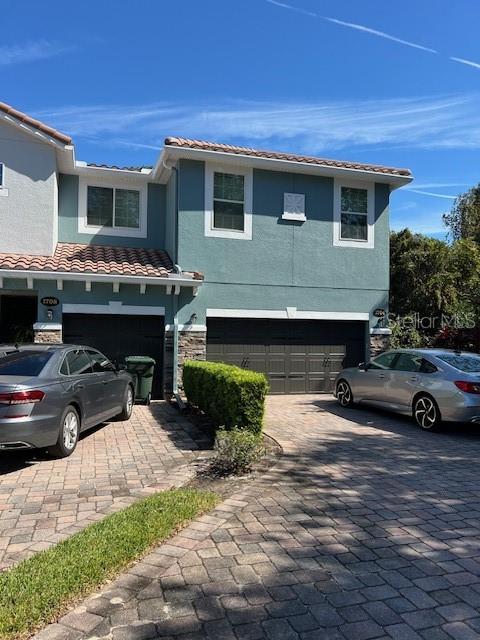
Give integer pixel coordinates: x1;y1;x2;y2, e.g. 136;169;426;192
0;488;218;640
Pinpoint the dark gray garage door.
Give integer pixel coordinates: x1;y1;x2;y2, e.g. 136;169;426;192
63;314;164;399
207;319;366;394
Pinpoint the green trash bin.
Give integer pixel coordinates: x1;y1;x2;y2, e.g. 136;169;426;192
124;356;156;405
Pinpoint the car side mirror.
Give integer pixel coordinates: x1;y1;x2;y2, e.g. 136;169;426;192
116;363;127;371
358;362;369;371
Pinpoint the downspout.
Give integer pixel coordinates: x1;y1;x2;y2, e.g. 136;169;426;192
164;159;183;406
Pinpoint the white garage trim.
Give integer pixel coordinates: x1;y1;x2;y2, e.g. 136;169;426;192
206;308;369;321
62;302;165;316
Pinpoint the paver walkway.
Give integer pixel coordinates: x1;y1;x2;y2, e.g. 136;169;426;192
35;396;480;639
0;403;210;570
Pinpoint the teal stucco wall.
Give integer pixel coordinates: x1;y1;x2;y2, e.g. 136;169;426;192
58;174;166;249
175;159;390;327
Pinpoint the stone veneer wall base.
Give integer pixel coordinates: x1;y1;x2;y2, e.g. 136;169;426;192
164;329;207;397
369;329;391;359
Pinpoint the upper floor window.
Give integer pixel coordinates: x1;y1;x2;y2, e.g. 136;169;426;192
78;176;147;238
213;172;244;231
205;164;253;240
87;186;140;229
340;187;368;240
333;179;374;249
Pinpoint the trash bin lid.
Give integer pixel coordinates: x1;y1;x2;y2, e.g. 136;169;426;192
125;355;156;364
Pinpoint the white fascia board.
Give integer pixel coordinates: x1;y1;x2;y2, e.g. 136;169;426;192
206;309;369;321
0;112;70;150
74;162;152;181
0;268;201;288
162;146;413;188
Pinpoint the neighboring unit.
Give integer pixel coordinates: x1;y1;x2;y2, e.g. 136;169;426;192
0;101;412;396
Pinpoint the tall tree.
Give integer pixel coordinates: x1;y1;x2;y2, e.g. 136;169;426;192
443;184;480;243
390;229;458;320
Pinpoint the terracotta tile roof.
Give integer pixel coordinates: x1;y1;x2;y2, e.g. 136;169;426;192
0;101;72;145
0;243;200;279
87;163;153;172
165;136;412;178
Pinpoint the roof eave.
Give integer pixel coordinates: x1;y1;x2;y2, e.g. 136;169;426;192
0;268;202;288
161;145;413;187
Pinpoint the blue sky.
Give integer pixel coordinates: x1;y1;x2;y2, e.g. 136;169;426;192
3;0;480;239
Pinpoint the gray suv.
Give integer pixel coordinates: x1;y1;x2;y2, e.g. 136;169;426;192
0;344;134;457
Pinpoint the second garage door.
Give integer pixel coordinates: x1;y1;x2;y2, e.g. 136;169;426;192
207;318;366;394
63;314;164;399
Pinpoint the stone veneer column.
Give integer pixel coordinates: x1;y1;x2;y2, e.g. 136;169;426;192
33;323;63;344
163;328;206;397
369;328;391;358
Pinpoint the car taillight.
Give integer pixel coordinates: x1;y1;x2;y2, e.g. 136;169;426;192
455;381;480;395
0;390;45;405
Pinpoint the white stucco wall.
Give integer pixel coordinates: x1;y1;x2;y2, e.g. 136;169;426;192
0;121;57;255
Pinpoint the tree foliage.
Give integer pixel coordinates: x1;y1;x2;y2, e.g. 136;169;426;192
443;184;480;243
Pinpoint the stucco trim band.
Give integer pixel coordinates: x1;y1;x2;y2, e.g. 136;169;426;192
62;302;165;316
206;308;369;321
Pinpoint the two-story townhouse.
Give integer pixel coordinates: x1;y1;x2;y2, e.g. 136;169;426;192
0;101;412;398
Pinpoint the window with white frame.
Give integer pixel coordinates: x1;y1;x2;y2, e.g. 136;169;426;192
340;186;368;240
333;180;374;249
213;172;245;231
78;176;147;238
205;164;253;240
87;186;140;229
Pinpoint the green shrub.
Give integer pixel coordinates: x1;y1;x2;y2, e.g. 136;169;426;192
183;361;268;435
211;427;265;475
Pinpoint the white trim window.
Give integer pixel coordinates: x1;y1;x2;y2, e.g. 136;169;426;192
205;164;253;240
78;177;148;238
333;179;375;249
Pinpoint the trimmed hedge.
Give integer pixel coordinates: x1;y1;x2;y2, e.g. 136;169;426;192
183;361;269;435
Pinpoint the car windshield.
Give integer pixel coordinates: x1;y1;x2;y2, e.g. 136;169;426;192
437;353;480;373
0;351;53;376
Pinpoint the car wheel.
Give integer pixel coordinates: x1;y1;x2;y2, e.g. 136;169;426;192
336;380;354;407
116;385;134;421
49;405;80;458
413;394;441;431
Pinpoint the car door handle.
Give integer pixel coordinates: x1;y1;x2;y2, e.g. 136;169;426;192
410;376;419;381
378;374;386;379
76;384;85;390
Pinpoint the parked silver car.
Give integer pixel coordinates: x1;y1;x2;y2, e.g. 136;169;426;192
334;349;480;430
0;344;134;457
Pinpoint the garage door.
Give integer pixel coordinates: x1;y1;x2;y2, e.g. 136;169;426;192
207;319;366;394
63;314;164;399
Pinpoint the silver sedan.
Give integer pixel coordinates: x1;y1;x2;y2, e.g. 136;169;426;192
334;349;480;430
0;344;134;457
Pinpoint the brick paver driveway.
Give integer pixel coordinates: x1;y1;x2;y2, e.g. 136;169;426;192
44;394;480;640
0;403;210;570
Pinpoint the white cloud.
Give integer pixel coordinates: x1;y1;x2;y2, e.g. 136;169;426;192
407;189;457;200
322;16;438;54
450;56;480;70
405;182;468;189
35;94;480;153
0;40;71;66
265;1;437;54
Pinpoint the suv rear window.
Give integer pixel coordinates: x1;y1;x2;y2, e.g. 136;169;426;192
0;351;53;376
437;353;480;373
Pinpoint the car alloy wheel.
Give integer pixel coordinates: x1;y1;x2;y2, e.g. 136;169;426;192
337;381;353;407
63;410;79;450
414;396;439;430
126;386;134;417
